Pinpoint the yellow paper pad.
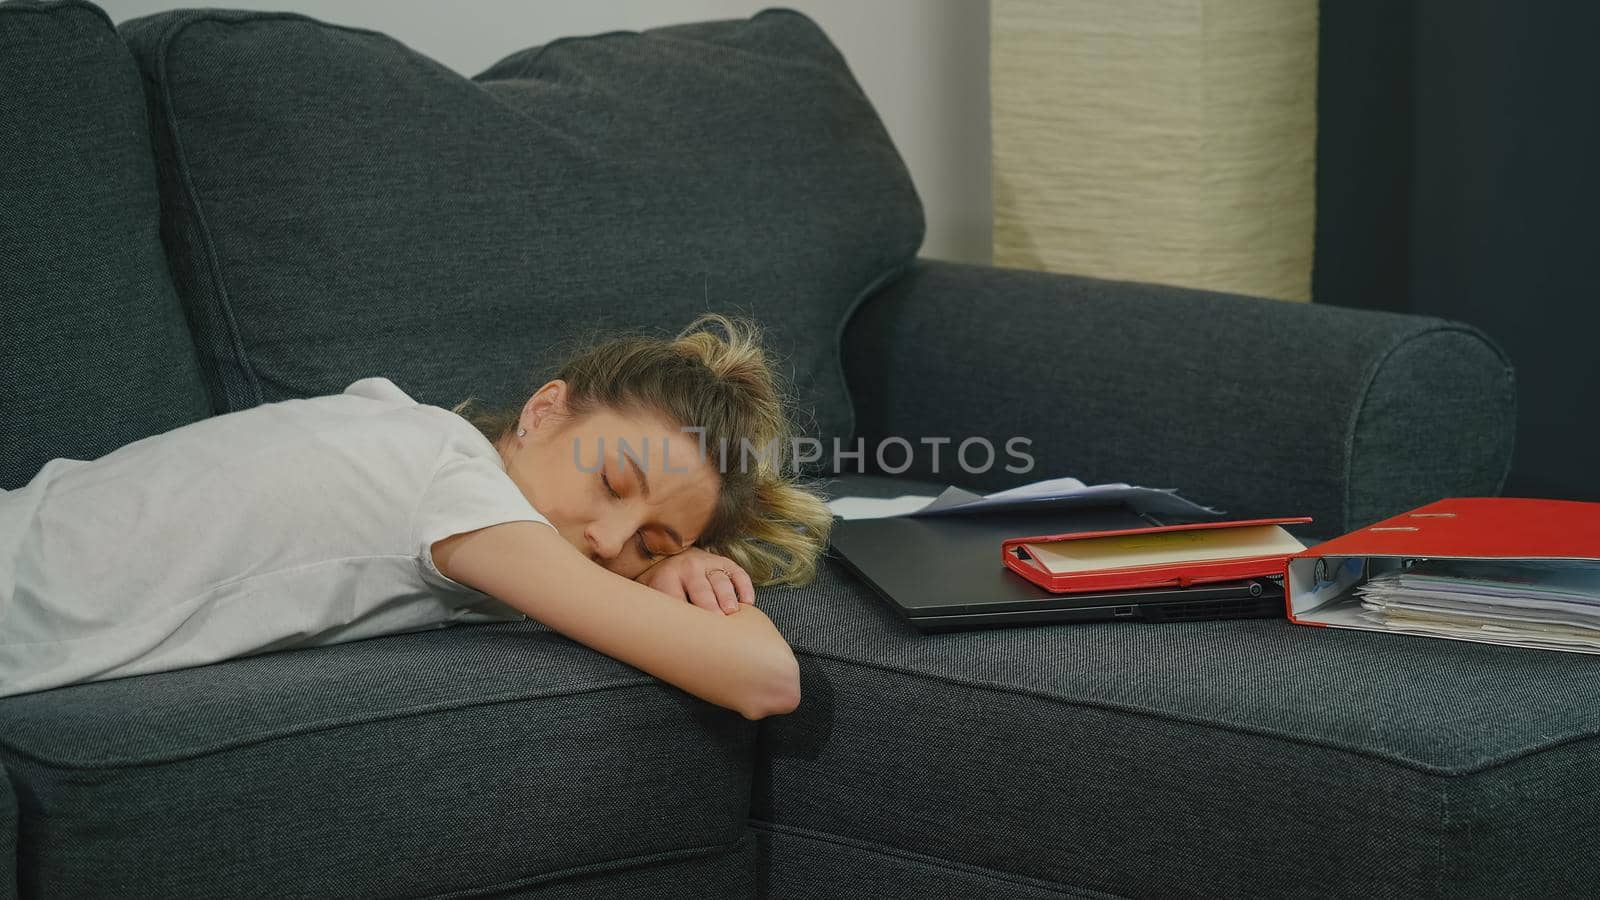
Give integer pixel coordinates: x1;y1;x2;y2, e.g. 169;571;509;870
1023;525;1306;575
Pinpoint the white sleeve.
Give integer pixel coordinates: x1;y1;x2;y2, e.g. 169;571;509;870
343;375;415;405
412;448;556;595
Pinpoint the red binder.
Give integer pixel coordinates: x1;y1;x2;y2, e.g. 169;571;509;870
1284;497;1600;630
1000;517;1314;594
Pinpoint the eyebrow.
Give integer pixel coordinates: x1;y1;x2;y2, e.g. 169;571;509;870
621;452;687;549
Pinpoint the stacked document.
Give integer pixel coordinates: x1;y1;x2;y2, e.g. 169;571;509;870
1354;558;1600;654
826;476;1224;521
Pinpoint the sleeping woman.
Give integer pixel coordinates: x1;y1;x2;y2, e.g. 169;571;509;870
0;313;833;719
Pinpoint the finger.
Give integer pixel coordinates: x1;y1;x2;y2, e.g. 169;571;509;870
708;571;739;614
641;573;686;602
731;568;756;605
685;575;722;614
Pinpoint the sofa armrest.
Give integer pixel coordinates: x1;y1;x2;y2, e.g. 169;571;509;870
840;260;1516;540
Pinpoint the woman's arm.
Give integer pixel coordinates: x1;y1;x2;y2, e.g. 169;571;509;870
430;521;801;720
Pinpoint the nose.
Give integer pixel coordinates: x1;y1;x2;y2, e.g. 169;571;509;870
585;521;628;564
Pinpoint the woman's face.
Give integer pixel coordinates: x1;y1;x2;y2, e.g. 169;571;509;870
495;380;720;579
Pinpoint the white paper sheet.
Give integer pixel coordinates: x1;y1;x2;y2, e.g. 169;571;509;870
824;494;939;521
825;477;1225;521
1353;558;1600;652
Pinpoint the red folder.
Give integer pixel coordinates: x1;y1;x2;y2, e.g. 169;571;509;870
1284;497;1600;630
1000;517;1314;594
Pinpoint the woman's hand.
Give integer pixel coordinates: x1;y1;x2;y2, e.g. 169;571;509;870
635;547;756;614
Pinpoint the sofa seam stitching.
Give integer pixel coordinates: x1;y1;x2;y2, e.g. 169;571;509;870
0;677;661;769
836;258;919;451
481;11;847;85
747;819;1117;899
1434;775;1450;899
414;832;751;899
791;644;1600;777
149;12;266;410
1339;322;1514;533
0;0;113;31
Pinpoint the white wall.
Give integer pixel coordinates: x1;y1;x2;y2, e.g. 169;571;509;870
100;0;992;265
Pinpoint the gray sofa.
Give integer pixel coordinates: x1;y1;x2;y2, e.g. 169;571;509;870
5;2;1592;898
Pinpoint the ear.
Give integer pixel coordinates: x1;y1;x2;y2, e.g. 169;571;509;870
523;379;569;432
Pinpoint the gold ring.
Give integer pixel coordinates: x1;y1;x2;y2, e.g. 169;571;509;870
707;568;729;577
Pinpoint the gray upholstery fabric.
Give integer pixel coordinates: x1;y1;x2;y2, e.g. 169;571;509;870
752;826;1098;900
0;0;213;491
117;8;923;464
0;620;756;897
842;260;1517;541
512;834;755;899
753;479;1600;897
0;759;13;900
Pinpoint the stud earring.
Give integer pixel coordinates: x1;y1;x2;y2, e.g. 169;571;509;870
517;427;526;437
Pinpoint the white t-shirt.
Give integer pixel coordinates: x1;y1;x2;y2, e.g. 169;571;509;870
0;376;555;698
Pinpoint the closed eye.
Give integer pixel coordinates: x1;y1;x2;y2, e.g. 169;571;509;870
604;472;660;560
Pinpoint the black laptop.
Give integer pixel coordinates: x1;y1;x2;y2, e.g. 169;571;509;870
827;505;1286;633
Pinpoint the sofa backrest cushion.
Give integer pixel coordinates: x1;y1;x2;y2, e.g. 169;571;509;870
117;8;924;464
0;0;214;490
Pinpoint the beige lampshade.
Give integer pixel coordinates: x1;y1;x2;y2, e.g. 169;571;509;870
992;0;1319;301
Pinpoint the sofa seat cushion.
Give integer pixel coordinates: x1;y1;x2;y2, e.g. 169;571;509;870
117;8;923;466
759;473;1600;897
0;619;756;897
0;0;213;491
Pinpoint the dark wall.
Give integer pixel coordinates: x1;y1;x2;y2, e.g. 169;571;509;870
1315;0;1599;502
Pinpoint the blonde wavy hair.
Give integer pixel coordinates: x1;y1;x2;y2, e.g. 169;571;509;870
450;313;834;588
